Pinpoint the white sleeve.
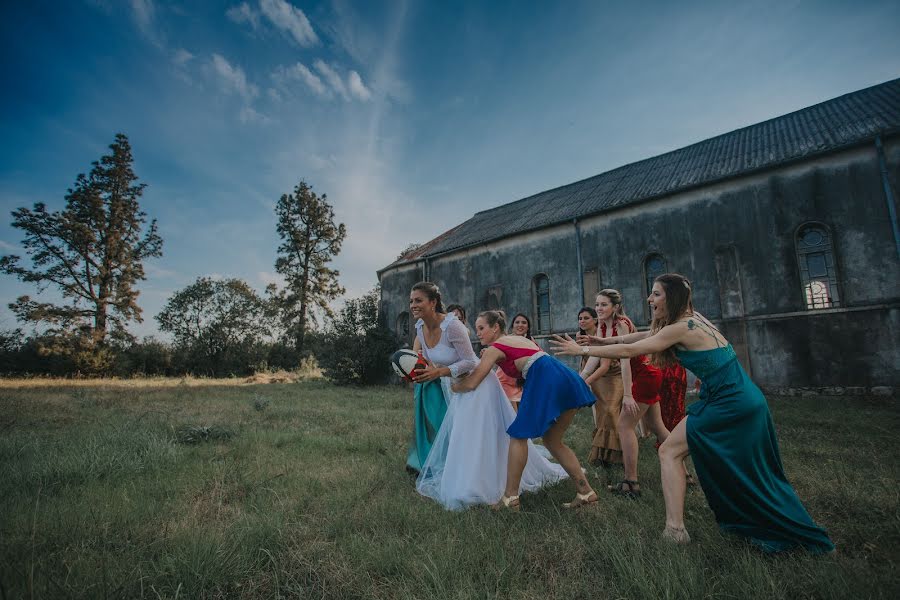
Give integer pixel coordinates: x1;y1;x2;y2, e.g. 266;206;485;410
444;319;478;378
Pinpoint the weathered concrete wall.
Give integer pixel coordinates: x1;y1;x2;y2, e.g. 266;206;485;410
379;137;900;387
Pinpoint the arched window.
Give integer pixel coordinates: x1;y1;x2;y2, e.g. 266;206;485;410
796;223;841;309
644;253;667;298
396;311;410;340
643;254;667;322
532;274;551;334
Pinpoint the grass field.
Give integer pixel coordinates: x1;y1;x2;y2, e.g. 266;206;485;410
1;380;898;599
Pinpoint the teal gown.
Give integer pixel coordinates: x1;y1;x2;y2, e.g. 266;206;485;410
677;343;834;553
406;379;448;473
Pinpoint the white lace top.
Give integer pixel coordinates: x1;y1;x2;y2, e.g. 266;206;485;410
415;314;477;378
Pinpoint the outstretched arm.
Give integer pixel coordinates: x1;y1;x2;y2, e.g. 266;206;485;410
551;323;685;359
580;330;650;346
451;347;505;393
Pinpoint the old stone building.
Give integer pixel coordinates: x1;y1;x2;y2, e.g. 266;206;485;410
378;78;900;391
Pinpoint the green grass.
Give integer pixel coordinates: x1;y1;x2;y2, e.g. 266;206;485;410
0;381;897;599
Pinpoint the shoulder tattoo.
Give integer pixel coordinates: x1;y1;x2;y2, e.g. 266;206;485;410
687;319;695;330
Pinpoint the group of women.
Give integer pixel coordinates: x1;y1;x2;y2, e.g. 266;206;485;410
403;275;834;554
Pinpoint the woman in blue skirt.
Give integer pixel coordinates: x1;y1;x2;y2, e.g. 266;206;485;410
552;273;834;553
452;310;597;510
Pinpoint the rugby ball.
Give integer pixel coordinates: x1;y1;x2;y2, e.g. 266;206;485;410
391;349;427;382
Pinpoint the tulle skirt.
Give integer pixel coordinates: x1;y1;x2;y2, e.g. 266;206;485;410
416;372;568;510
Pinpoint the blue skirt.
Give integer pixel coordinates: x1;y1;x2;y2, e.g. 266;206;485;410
507;355;595;439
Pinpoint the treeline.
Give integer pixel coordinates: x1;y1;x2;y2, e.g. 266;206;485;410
0;134;397;384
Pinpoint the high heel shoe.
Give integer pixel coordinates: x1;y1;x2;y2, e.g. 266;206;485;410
492;495;521;511
661;525;691;545
562;490;599;509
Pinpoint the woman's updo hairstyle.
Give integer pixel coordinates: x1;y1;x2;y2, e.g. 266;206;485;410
478;310;507;333
411;281;445;314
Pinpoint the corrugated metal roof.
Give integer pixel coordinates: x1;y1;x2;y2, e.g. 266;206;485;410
384;77;900;269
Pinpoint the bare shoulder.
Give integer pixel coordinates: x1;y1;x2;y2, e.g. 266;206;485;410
495;335;539;349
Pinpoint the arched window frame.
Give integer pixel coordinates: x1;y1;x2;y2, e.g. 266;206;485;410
642;253;668;322
396;311;410;341
795;222;841;310
532;273;551;335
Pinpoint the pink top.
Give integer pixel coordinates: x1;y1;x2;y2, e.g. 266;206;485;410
492;342;542;378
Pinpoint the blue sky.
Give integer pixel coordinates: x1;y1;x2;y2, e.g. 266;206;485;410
2;0;899;338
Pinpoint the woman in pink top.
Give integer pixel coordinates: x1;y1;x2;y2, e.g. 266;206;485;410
453;310;597;511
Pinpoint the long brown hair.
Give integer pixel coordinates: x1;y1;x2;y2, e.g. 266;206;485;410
597;289;634;335
649;273;694;367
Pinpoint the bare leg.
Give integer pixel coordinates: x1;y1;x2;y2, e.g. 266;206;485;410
616;403;650;485
542;409;593;496
659;418;691;541
645;403;670;445
503;438;529;497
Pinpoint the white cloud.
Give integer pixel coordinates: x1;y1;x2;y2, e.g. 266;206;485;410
260;0;319;47
274;62;329;97
173;48;193;66
226;2;261;31
347;70;372;101
239;106;271;124
314;60;349;100
257;271;286;288
211;54;259;101
130;0;162;47
0;240;18;253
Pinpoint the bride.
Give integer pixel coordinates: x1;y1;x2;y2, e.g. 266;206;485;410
409;282;567;510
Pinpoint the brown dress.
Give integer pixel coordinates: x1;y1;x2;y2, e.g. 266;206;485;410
587;318;635;465
587;356;624;466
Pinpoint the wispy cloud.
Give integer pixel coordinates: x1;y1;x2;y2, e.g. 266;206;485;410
348;70;371;101
274;62;328;97
239;106;271;124
226;2;261;31
129;0;163;47
259;0;318;47
211;54;259;101
314;60;348;100
274;61;372;102
0;240;19;253
172;48;193;66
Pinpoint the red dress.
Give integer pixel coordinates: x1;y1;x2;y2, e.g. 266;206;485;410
658;363;687;430
608;317;662;405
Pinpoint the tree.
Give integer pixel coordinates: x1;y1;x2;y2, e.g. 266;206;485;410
318;286;398;385
273;180;346;356
156;277;273;376
0;134;163;345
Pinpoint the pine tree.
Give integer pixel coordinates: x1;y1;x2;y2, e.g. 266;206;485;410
0;134;163;345
273;180;346;356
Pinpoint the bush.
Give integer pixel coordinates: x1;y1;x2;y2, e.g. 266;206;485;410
317;288;398;385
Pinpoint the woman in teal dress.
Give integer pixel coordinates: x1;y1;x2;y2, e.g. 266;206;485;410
552;273;834;553
405;283;452;473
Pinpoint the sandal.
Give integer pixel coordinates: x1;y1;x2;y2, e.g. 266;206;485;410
492;495;521;512
562;490;599;509
661;525;691;545
609;479;641;499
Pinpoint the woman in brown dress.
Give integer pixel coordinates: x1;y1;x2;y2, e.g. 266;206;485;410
582;290;632;468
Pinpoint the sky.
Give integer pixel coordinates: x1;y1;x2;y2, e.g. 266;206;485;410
1;0;899;339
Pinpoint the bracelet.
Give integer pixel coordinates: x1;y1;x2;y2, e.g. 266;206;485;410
582;346;589;355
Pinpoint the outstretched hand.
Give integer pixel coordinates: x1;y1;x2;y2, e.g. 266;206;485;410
549;334;582;356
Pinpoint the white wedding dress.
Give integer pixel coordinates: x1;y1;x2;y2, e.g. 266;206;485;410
415;314;567;510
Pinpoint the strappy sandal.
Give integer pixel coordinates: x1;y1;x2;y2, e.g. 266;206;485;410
661;525;691;545
492;495;521;512
609;479;641;499
562;490;599;509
